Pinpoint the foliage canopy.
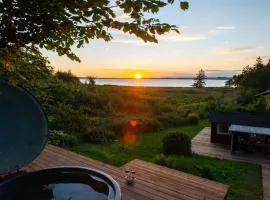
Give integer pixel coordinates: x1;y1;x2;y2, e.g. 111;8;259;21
228;57;270;92
0;0;189;61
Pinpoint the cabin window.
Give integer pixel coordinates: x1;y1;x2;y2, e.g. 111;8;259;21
217;124;229;135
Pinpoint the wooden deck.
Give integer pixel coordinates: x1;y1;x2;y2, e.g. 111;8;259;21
262;164;270;200
192;127;270;165
121;159;228;200
24;144;229;200
192;127;270;200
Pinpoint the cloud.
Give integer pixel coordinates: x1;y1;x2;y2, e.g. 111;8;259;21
216;26;235;30
110;25;238;45
158;33;208;42
220;46;263;54
110;30;208;45
178;25;189;29
204;69;242;77
205;69;242;72
157;28;208;42
157;25;236;42
111;39;152;46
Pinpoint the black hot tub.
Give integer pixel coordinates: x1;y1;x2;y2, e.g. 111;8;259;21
0;80;121;200
0;167;121;200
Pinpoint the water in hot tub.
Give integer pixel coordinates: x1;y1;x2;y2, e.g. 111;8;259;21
17;177;113;200
40;183;109;200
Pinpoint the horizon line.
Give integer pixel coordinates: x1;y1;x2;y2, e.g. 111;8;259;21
79;77;232;80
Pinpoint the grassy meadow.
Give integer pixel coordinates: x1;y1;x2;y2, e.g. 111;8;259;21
44;84;236;143
69;86;262;200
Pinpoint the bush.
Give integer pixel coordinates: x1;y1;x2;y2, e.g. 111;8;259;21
198;108;208;119
139;117;163;133
187;113;199;124
153;101;174;114
157;112;189;127
82;128;116;144
49;130;78;148
108;117;130;134
55;70;80;84
163;132;191;156
47;104;91;134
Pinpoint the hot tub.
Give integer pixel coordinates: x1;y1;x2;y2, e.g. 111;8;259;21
0;80;121;200
0;167;121;200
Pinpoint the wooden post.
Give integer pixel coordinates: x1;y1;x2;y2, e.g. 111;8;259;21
230;132;235;155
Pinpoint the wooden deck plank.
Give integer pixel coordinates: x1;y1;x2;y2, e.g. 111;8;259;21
262;164;270;200
24;144;228;200
121;159;228;200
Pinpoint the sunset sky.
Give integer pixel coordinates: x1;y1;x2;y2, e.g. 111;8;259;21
43;0;270;78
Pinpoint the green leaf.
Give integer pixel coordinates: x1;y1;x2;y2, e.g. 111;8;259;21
77;40;84;48
180;1;189;11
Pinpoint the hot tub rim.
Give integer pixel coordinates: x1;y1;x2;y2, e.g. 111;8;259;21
0;166;121;200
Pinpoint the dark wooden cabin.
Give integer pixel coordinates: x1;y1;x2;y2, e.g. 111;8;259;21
210;112;270;147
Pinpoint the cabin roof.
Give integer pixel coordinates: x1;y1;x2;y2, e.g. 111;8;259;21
210;111;270;128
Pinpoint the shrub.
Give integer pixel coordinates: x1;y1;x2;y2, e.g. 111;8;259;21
82;128;116;144
157;112;189;127
153;101;174;114
55;70;80;84
187;113;199;124
139;117;163;133
163;132;191;156
108;117;130;134
198;108;208;119
49;130;78;148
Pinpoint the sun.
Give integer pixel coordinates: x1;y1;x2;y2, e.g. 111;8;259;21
134;73;143;79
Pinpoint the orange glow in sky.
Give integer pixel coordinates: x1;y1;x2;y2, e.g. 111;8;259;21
42;1;270;78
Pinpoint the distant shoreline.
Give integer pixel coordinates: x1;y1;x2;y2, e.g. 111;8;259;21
79;77;231;80
80;78;228;87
